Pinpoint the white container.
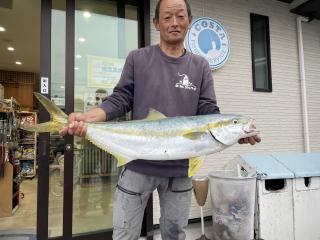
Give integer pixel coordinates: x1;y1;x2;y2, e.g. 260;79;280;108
293;176;320;240
242;154;295;240
256;177;294;240
209;170;256;240
272;153;320;240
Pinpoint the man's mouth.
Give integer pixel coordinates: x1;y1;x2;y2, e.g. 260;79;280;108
169;30;180;34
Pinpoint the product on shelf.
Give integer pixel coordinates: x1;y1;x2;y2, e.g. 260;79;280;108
20;160;34;177
18;111;37;178
0;97;21;217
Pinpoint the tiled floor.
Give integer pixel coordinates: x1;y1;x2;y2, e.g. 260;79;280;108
0;178;214;240
0;229;36;240
144;220;213;240
0;221;213;240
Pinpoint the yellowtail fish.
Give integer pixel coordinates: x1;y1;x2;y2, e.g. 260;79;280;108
22;93;259;176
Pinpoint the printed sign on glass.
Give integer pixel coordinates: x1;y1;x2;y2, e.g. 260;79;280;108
87;55;125;88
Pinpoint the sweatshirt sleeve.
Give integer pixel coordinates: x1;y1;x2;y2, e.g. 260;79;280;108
99;52;134;120
197;60;220;115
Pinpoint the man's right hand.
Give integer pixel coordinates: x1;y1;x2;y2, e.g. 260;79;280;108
59;107;107;137
59;112;88;137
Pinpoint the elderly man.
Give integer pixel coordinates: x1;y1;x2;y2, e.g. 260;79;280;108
60;0;260;239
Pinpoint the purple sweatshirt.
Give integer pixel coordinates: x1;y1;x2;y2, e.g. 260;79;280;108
100;45;220;177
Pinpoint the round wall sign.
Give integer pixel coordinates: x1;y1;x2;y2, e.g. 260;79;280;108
185;17;230;70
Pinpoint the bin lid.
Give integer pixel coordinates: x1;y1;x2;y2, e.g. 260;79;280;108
272;153;320;178
240;153;295;180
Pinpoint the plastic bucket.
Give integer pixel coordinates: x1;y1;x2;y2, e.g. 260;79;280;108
209;170;256;240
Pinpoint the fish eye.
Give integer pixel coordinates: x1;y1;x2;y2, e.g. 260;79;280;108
232;119;238;124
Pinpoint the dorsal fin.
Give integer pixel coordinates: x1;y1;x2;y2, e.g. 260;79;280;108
144;108;167;120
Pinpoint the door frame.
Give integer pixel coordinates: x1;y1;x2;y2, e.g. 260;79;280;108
38;0;151;239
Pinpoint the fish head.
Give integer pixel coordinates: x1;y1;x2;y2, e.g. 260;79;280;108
208;115;259;146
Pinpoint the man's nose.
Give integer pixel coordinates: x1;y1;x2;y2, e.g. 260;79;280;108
171;16;178;26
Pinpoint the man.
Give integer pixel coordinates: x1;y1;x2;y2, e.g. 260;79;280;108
60;0;261;239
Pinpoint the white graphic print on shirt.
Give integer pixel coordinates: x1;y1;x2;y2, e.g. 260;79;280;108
175;73;197;91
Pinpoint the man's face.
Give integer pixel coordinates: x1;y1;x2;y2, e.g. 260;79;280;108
154;0;192;46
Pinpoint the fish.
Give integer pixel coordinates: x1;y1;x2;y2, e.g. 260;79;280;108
22;93;259;176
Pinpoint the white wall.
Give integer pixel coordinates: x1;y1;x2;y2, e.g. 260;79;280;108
303;20;320;152
150;0;318;223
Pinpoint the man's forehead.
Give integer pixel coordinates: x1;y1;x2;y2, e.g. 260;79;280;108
160;1;187;12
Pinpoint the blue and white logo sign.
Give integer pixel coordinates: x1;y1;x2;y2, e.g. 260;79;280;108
185;17;230;70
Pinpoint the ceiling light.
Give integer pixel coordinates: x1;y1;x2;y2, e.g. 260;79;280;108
74;67;79;70
76;54;82;58
15;61;22;65
7;47;15;51
60;86;65;89
78;37;86;42
0;26;5;32
83;11;91;18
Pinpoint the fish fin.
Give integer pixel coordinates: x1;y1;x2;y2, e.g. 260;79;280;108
144;108;167;120
21;93;68;133
188;157;203;177
114;154;130;167
86;137;132;167
34;92;68;120
182;131;206;140
21;121;62;133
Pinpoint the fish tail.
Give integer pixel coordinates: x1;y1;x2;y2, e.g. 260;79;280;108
20;121;66;133
22;93;68;133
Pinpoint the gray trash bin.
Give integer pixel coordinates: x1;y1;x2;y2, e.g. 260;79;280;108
209;169;256;240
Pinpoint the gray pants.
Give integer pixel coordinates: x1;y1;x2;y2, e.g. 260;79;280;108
113;168;192;240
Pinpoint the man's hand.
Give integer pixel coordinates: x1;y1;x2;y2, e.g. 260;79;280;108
59;112;87;137
238;123;261;145
238;135;261;145
59;107;107;137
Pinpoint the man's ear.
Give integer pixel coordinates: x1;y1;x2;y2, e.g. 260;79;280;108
153;17;160;31
188;15;193;26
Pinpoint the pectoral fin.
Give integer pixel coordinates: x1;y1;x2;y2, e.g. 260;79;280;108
188;157;203;177
183;132;206;140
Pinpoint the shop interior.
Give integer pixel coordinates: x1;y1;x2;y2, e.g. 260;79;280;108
0;0;138;237
0;0;41;234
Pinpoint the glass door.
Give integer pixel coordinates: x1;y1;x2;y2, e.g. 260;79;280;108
38;0;147;239
72;0;138;235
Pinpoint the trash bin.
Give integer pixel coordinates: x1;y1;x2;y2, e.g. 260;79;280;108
272;152;320;240
209;169;256;240
241;153;296;240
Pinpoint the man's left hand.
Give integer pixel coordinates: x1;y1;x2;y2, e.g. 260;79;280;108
238;135;261;145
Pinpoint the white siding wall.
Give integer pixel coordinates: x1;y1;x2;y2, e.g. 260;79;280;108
150;0;318;223
303;20;320;152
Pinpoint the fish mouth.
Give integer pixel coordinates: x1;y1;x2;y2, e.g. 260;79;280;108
243;119;260;136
